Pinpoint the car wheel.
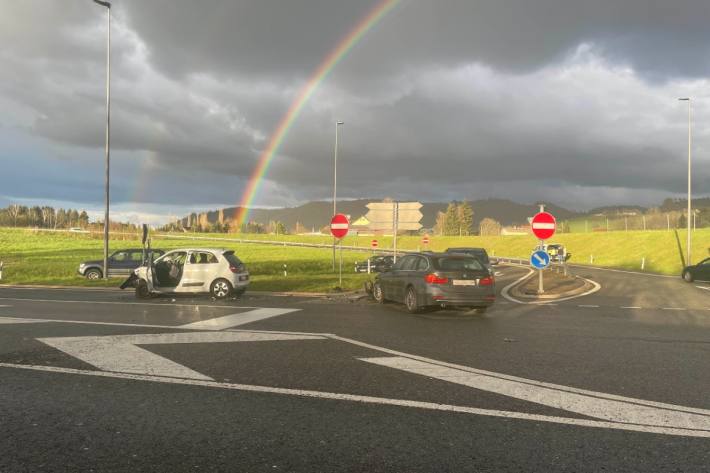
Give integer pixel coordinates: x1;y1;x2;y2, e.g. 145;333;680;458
210;279;233;299
683;271;694;283
135;279;151;299
405;286;421;314
373;282;386;304
85;268;102;280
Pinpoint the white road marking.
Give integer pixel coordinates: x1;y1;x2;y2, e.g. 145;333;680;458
360;356;710;432
621;306;642;309
0;317;46;324
0;305;11;308
38;331;324;380
178;308;300;330
662;307;687;311
1;362;708;438
0;297;259;310
500;269;602;305
578;304;600;308
695;286;710;291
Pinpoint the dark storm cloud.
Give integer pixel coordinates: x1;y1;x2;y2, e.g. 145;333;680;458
2;0;710;220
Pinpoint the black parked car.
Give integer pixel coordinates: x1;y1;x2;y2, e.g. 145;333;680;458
445;247;493;271
78;248;165;280
373;252;495;314
355;255;394;273
681;257;710;282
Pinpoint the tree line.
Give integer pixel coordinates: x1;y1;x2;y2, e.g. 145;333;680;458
0;205;89;229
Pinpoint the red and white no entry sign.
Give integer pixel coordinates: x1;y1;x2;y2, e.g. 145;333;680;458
371;239;378;248
330;214;349;239
422;235;430;245
531;212;556;240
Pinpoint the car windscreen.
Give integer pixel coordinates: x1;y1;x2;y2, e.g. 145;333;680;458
223;251;242;266
433;256;485;271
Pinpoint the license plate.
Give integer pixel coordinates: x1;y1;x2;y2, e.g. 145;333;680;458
452;280;477;286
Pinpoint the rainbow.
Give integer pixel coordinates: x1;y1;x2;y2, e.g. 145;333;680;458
233;0;400;228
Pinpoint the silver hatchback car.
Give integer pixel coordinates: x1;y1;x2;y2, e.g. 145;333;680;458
124;248;250;299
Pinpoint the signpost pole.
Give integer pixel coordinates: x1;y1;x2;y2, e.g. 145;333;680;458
339;240;343;288
538;204;545;294
392;203;399;263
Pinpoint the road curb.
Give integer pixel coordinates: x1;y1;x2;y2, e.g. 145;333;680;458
500;269;601;305
0;284;356;298
509;274;594;300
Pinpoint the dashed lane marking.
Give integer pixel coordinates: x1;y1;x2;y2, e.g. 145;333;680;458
620;306;642;309
577;304;600;308
662;307;687;311
178;308;300;330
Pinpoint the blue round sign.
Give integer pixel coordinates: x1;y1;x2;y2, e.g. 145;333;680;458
530;250;550;269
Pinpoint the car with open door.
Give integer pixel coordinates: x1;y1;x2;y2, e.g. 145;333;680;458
122;248;249;299
372;252;495;314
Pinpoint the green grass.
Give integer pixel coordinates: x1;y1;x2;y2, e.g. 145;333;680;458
0;226;707;291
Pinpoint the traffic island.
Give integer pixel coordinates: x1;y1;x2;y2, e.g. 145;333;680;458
508;268;597;301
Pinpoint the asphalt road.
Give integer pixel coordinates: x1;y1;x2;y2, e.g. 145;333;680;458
1;265;709;472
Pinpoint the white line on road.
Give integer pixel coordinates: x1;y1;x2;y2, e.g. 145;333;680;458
577;305;600;308
360;356;710;432
620;306;643;309
0;297;259;310
0;317;46;324
178;308;300;330
662;307;687;311
695;286;710;291
1;362;708;439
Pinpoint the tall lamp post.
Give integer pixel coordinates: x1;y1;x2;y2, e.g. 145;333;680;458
93;0;112;279
679;98;692;266
332;121;344;271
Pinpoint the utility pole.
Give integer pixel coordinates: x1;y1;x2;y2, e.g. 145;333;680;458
679;98;692;265
93;0;112;280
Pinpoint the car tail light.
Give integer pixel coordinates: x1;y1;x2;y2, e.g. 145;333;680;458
230;264;246;273
425;274;448;285
479;276;494;286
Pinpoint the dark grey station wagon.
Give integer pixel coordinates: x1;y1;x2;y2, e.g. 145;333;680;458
373;252;495;313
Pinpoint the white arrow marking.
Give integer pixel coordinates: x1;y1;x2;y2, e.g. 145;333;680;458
39;332;324;380
178;308;300;330
533;254;545;264
360;356;710;432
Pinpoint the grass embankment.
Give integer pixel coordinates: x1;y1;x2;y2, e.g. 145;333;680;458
0;227;707;291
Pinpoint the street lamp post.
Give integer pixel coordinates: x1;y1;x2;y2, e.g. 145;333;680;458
94;0;111;279
679;98;692;266
333;121;343;272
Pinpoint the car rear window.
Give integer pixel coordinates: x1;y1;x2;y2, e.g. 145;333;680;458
449;248;489;264
223;251;243;266
434;257;485;271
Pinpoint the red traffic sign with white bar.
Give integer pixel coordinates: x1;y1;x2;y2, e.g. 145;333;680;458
422;235;430;245
330;214;349;239
371;239;378;248
531;212;556;240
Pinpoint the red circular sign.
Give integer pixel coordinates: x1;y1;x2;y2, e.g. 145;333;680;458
531;212;556;240
371;239;378;248
422;236;430;245
330;214;349;239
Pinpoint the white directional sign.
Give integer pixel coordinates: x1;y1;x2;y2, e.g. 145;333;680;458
365;201;423;231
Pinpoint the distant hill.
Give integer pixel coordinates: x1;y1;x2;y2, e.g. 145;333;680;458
583;205;648;216
178;198;581;231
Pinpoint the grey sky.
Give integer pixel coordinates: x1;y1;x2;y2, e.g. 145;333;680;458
1;0;709;223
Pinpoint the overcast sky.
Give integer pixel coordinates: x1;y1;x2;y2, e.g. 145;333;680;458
2;0;710;224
